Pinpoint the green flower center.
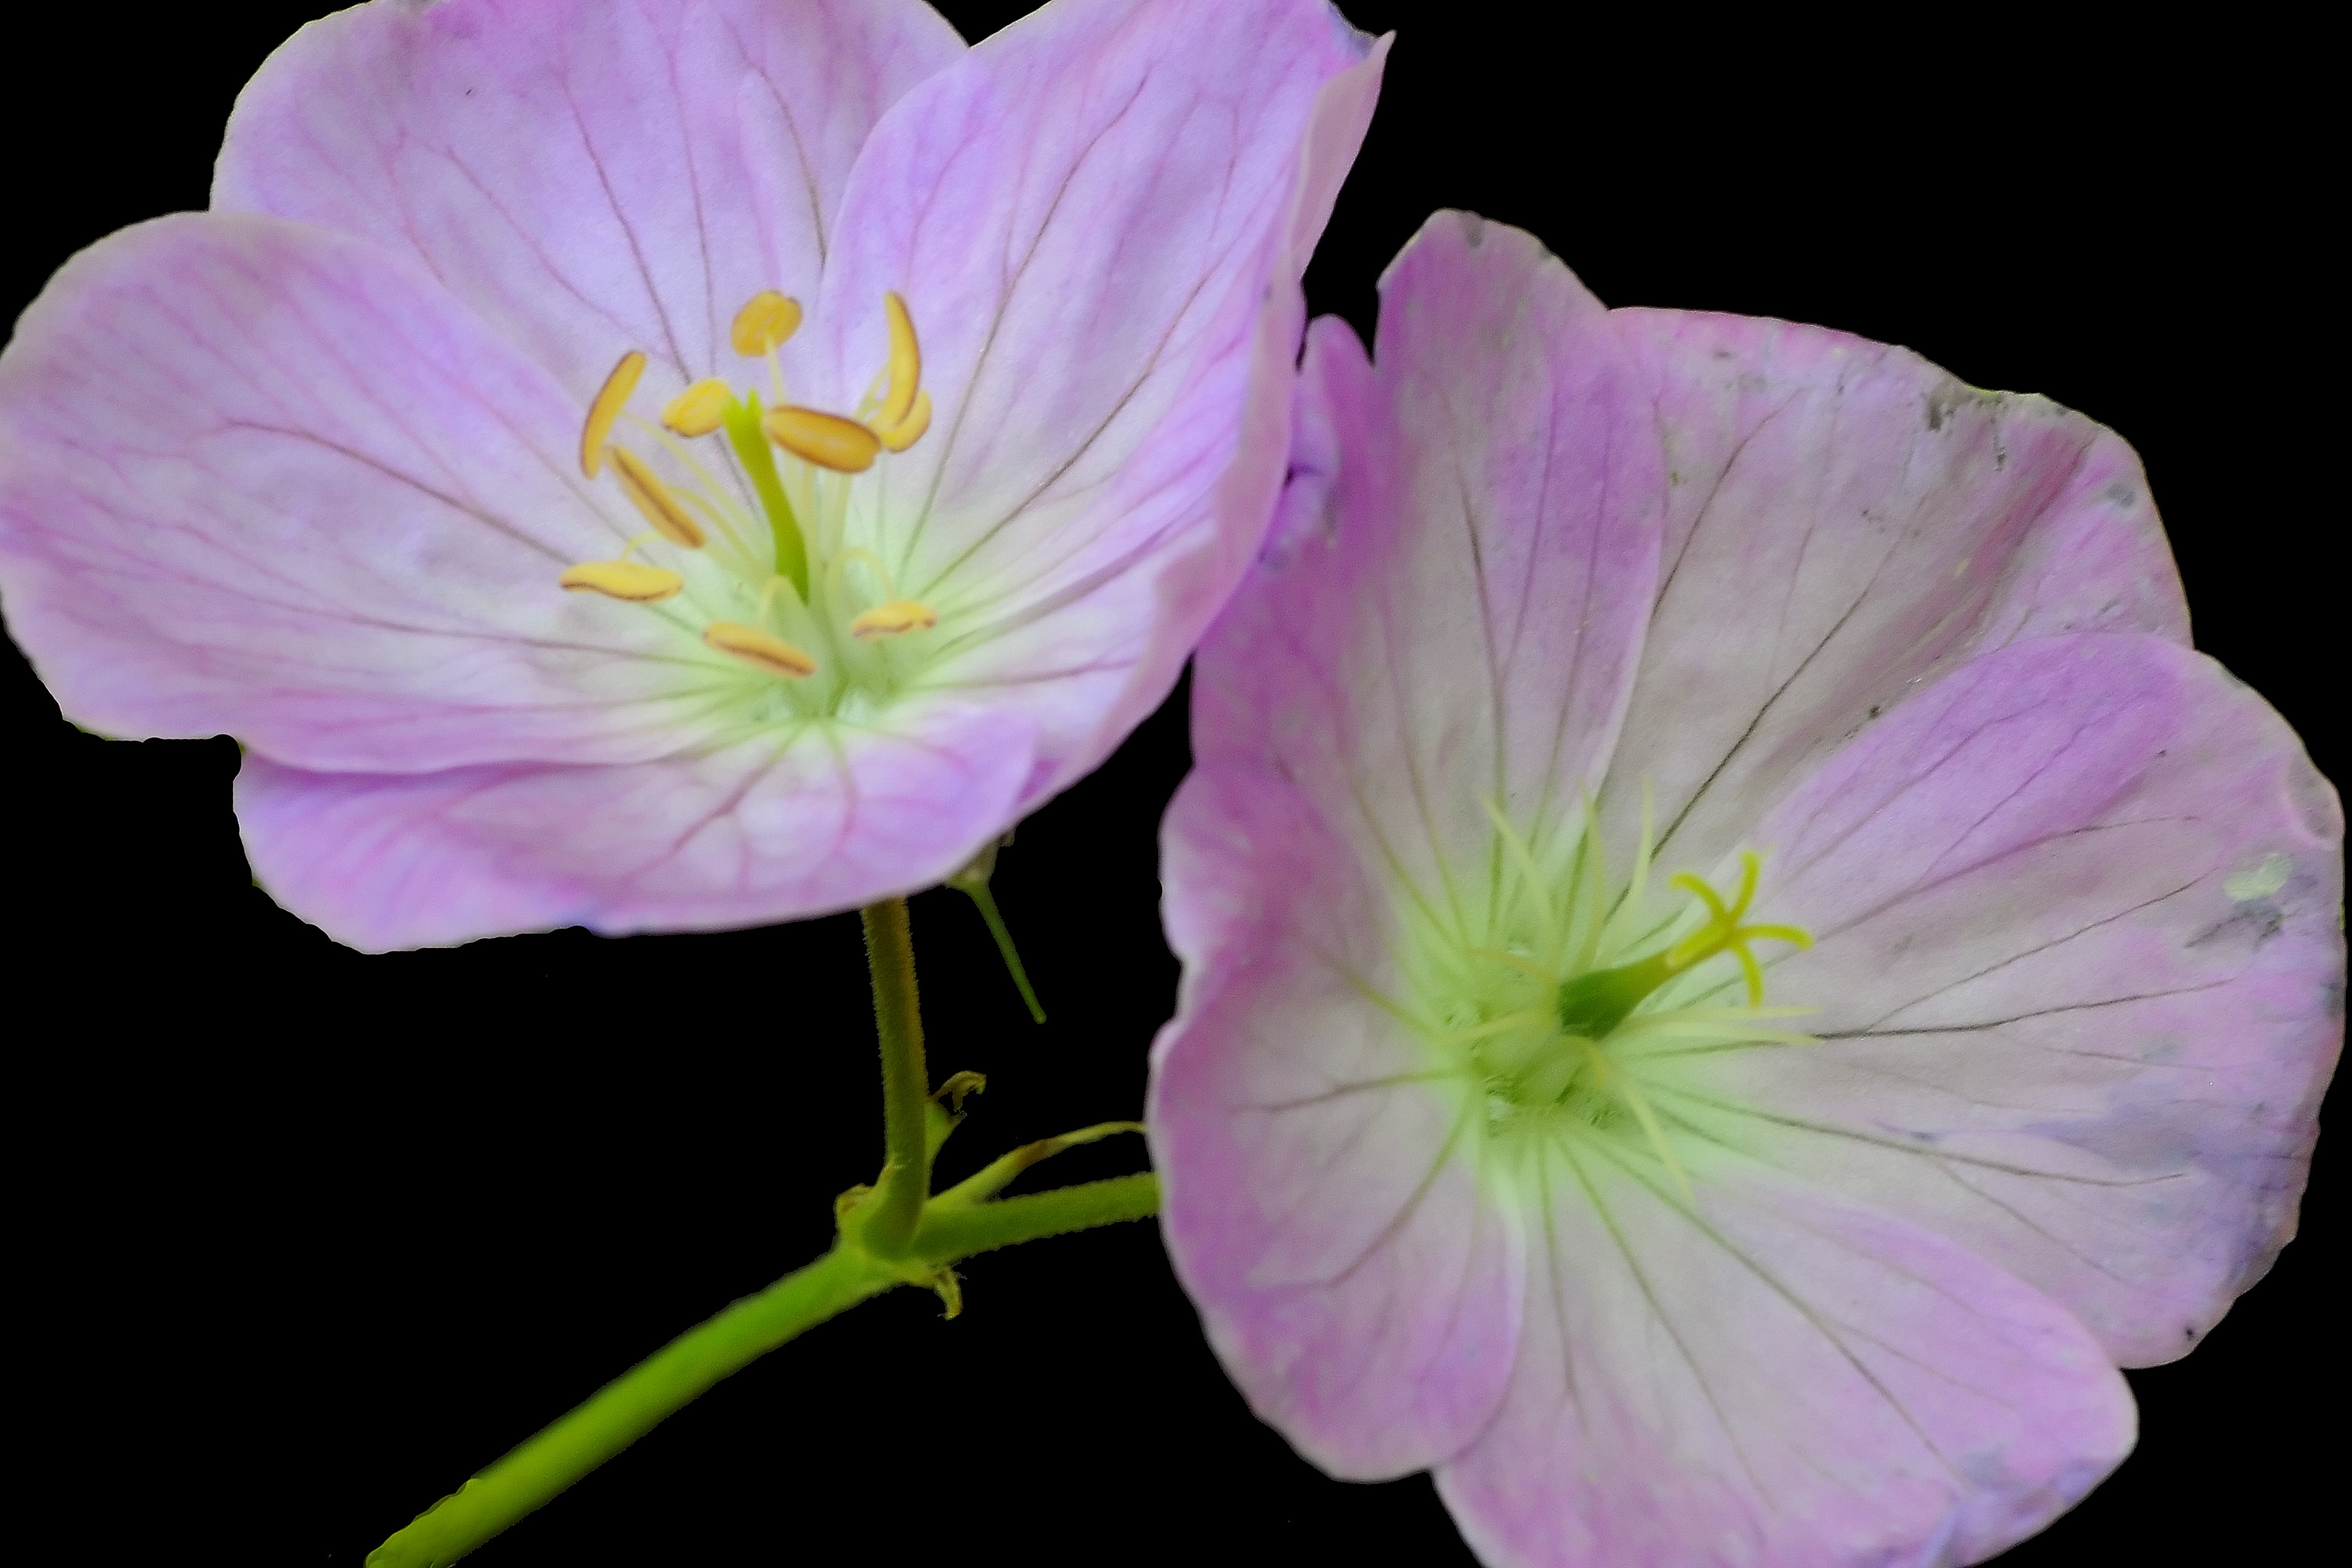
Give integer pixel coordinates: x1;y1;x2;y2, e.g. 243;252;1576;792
1398;792;1813;1199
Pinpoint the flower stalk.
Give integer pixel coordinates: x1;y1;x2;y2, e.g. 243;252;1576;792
364;898;1156;1567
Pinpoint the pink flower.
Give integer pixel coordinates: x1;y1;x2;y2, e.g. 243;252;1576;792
0;0;1382;949
1150;211;2343;1566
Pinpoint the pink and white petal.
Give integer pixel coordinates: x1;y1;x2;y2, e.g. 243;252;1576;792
0;213;737;772
811;0;1381;798
236;696;1036;950
1151;764;1522;1478
1438;1158;2134;1568
1597;308;2190;879
1193;212;1663;914
215;0;963;400
1680;633;2343;1365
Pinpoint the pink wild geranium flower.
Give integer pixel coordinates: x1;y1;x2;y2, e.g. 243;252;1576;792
0;0;1382;950
1150;211;2342;1566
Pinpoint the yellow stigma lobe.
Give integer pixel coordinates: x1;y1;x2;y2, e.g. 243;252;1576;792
703;621;817;678
731;291;802;357
607;447;707;549
661;379;731;437
879;292;921;428
581;351;646;477
559;560;685;602
765;405;881;473
872;389;931;453
850;599;938;640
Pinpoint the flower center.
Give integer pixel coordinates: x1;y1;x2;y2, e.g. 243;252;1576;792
1403;792;1814;1197
557;289;940;718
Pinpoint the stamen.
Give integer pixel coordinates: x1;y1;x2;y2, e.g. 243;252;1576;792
872;390;933;453
559;560;684;602
608;447;708;548
764;405;881;473
879;292;922;428
581;351;646;478
661;379;731;437
703;621;816;678
731;292;802;357
850;599;939;640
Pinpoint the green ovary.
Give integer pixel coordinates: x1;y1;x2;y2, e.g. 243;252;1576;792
1399;794;1814;1199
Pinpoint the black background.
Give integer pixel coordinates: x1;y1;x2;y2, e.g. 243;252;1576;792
8;3;2337;1563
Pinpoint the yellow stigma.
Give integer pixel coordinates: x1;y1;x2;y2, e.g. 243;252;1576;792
558;560;685;602
850;599;938;640
704;621;817;678
661;379;731;437
731;291;802;357
765;405;881;473
1663;850;1813;1005
879;292;921;428
581;351;645;478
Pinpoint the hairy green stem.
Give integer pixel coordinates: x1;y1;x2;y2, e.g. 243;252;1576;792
860;897;931;1255
366;1247;893;1568
915;1173;1161;1260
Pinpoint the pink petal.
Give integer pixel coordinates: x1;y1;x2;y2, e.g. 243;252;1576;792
0;213;727;772
1595;308;2191;881
1689;632;2344;1366
1437;1164;2134;1568
1150;765;1523;1478
805;0;1382;802
236;695;1036;950
214;0;963;401
1192;212;1663;897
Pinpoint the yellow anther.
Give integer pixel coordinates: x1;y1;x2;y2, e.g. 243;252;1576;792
850;599;939;640
558;560;686;602
764;405;881;473
731;291;802;357
871;389;932;453
703;621;817;679
607;447;707;549
581;351;646;478
879;291;921;428
661;379;731;437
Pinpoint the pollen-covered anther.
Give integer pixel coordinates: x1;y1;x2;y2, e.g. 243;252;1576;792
872;390;931;453
558;560;685;602
661;379;731;437
731;290;802;357
765;405;881;473
607;447;707;548
703;621;817;678
879;292;921;427
850;599;939;640
581;351;646;478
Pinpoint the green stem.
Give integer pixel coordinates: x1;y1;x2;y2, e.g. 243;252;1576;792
914;1173;1160;1261
860;898;930;1256
959;880;1047;1023
366;1247;893;1568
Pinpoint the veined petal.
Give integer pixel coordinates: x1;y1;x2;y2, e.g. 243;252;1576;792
213;0;963;400
1193;213;1663;920
809;0;1381;800
1597;308;2192;882
1151;765;1523;1478
1688;633;2343;1365
235;696;1036;950
0;213;729;772
1437;1165;2134;1568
